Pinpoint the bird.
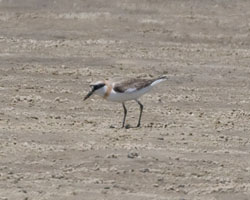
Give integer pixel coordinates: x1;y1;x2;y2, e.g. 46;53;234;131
84;76;167;128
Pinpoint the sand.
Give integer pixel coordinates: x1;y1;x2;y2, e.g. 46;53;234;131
0;0;250;199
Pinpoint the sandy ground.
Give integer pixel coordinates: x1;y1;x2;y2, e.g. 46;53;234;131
0;0;250;199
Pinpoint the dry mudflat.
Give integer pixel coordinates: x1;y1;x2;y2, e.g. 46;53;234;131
0;0;250;199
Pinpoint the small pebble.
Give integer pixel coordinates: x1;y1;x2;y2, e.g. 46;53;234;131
127;152;139;159
109;125;115;128
139;168;150;173
106;154;118;158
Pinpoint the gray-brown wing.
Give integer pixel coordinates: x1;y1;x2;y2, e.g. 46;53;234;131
113;78;154;93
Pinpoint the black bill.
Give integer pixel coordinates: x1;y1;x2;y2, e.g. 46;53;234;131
84;89;94;101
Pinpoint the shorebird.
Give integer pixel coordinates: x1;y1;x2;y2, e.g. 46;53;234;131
84;76;167;128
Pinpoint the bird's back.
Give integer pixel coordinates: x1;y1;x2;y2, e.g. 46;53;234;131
113;78;153;93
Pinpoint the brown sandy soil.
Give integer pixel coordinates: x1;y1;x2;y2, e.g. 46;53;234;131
0;0;250;199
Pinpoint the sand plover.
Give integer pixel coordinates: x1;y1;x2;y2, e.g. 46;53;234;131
84;76;167;128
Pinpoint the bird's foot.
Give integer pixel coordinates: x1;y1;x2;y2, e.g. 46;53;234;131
125;124;132;129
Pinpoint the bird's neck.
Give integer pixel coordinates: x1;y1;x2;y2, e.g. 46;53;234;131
103;81;113;99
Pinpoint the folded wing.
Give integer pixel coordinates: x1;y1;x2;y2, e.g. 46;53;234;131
113;78;155;93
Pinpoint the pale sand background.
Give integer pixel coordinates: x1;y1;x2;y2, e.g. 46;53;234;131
0;0;250;199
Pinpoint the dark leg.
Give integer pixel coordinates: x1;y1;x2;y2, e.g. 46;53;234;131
135;100;143;127
122;102;127;128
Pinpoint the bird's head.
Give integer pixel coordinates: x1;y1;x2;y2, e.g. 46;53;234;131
84;81;106;101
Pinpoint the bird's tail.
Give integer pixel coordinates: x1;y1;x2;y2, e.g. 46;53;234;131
151;76;167;86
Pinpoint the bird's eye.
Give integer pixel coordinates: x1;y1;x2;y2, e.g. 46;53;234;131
93;83;105;90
